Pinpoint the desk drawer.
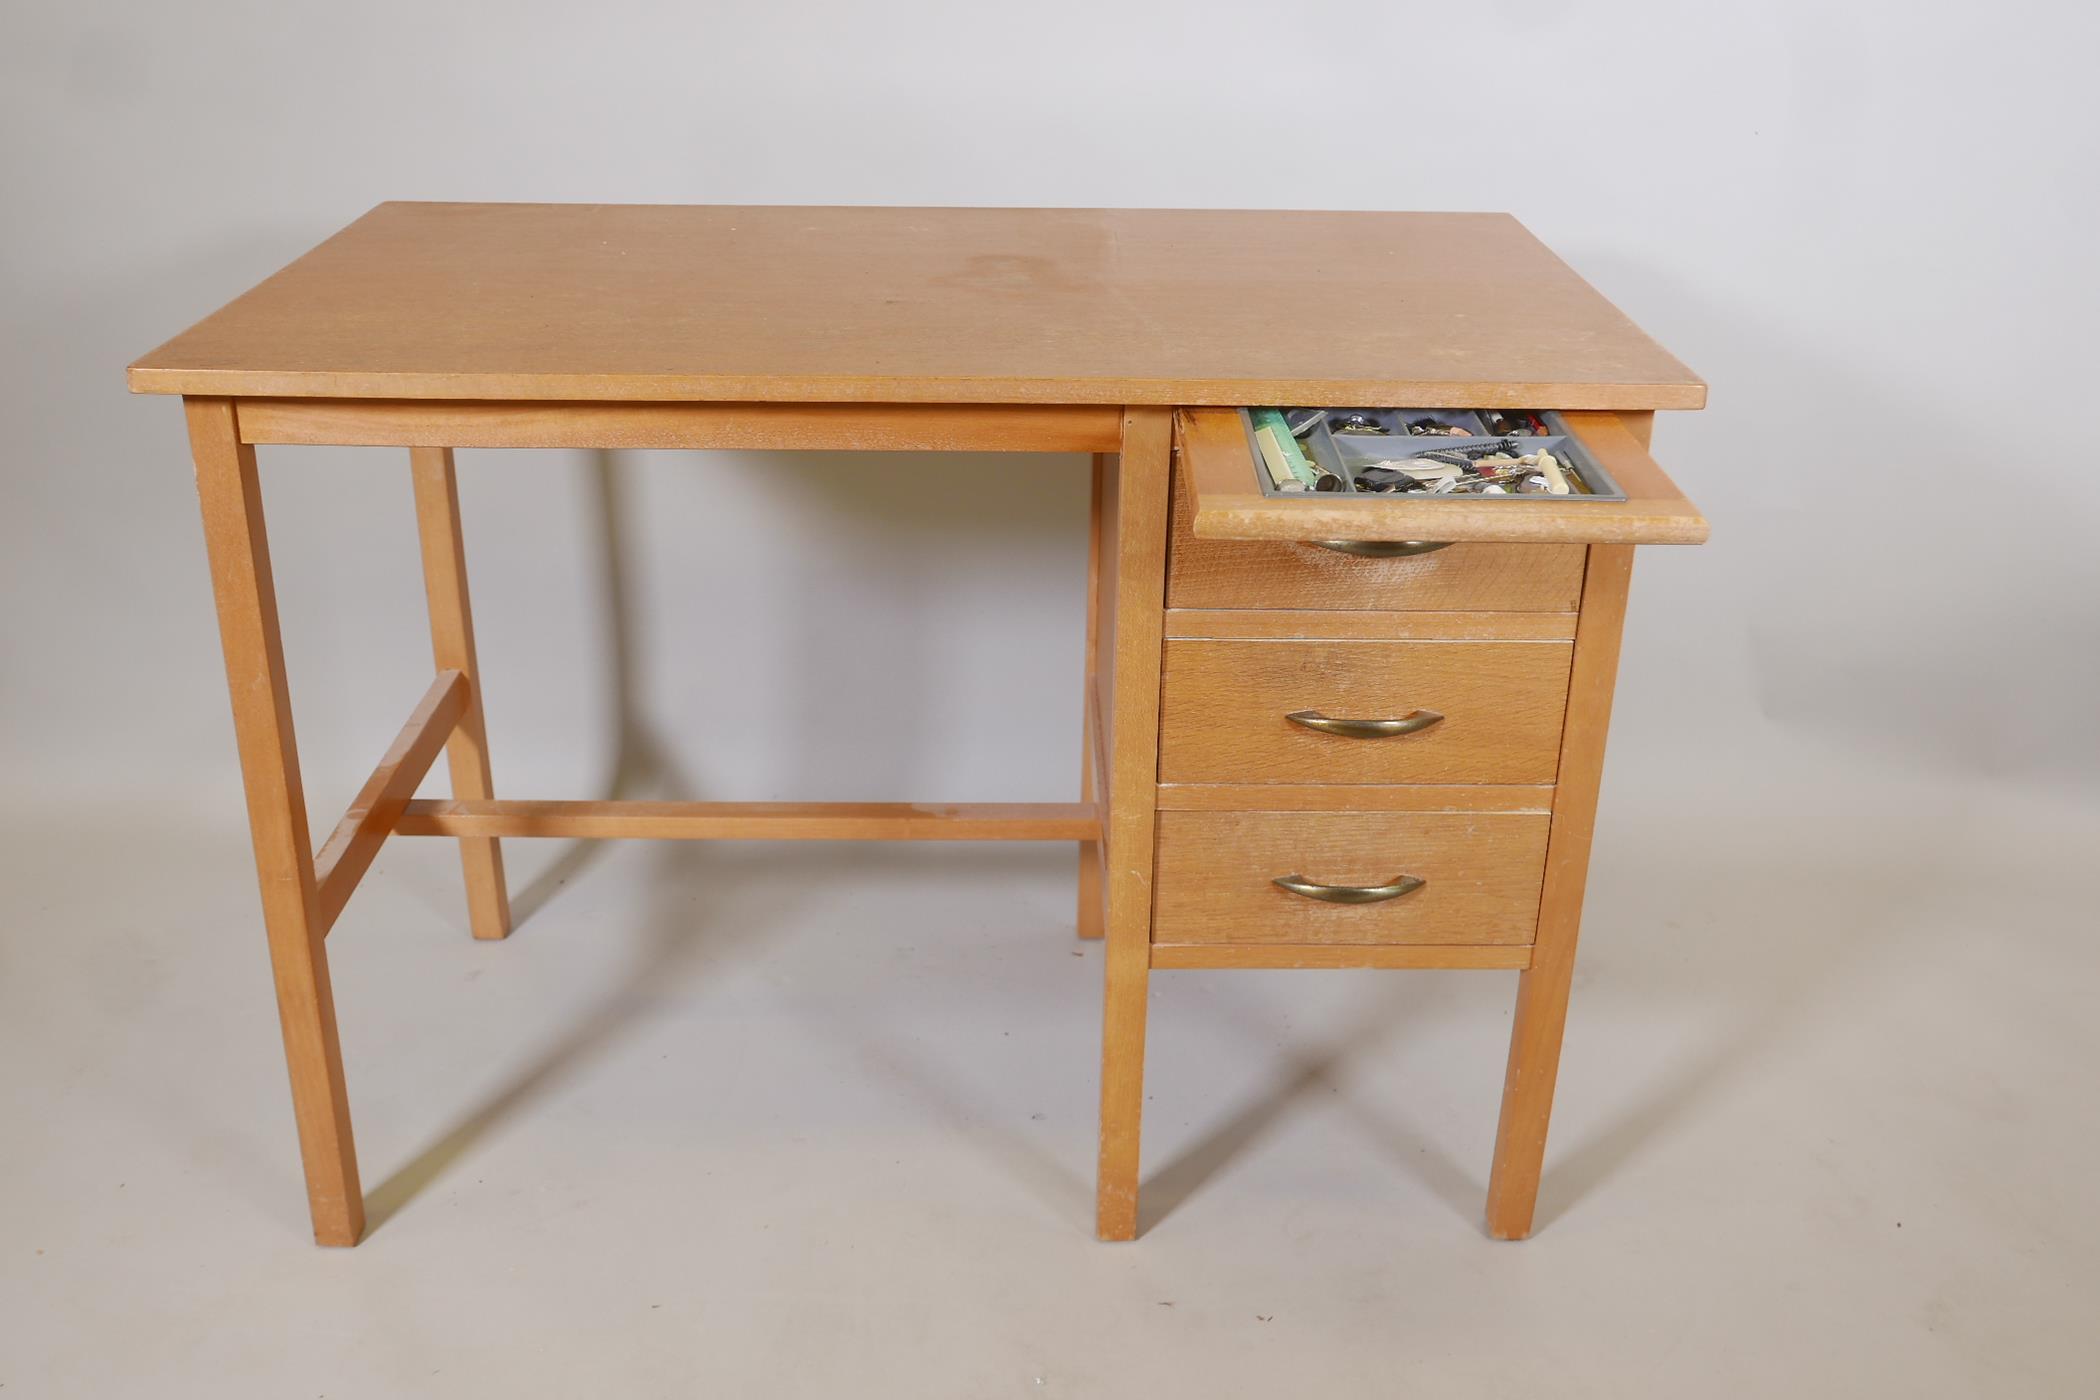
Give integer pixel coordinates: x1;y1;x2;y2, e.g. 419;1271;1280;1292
1166;476;1583;612
1174;407;1706;547
1153;810;1548;946
1157;639;1570;785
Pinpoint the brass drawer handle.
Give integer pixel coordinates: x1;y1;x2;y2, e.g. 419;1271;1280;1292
1286;709;1444;739
1272;873;1426;904
1313;540;1451;558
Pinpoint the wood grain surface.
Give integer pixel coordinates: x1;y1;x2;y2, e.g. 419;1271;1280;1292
312;670;466;934
186;398;363;1246
1164;609;1578;642
238;398;1123;453
1157;639;1571;785
1155;783;1553;813
393;800;1099;841
1151;943;1533;970
1096;409;1173;1241
1165;466;1587;611
409;448;512;940
1487;544;1637;1239
129;204;1704;408
1152;810;1550;946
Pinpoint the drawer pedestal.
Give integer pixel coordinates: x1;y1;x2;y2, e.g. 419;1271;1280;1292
1088;405;1700;1242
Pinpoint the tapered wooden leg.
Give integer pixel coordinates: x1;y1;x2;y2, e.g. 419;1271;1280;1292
1096;412;1171;1240
1486;545;1634;1240
1077;452;1107;940
409;447;512;940
187;398;364;1246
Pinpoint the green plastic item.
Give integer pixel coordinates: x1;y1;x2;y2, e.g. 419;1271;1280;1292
1249;408;1323;489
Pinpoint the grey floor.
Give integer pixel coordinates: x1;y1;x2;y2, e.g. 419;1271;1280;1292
4;751;2095;1397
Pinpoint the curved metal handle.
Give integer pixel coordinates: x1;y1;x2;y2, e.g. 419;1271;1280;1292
1272;873;1426;904
1286;709;1445;739
1313;540;1452;558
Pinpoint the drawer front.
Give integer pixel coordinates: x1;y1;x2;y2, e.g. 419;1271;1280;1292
1153;810;1548;946
1166;478;1584;612
1157;639;1570;785
1174;407;1707;547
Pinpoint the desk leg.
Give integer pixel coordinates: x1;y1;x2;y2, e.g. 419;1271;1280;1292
1077;452;1106;940
187;398;364;1246
410;447;512;940
1486;544;1633;1239
1096;411;1170;1240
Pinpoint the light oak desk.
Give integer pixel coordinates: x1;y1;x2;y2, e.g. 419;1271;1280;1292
129;203;1707;1247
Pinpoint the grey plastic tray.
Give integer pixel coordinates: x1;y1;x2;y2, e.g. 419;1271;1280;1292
1243;408;1628;502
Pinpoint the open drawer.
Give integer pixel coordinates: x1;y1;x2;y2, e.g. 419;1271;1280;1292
1175;408;1707;546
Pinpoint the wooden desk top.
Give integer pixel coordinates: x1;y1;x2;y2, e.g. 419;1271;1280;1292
129;203;1704;409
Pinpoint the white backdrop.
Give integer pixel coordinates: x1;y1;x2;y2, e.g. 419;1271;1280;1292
5;0;2095;832
6;4;2100;1393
